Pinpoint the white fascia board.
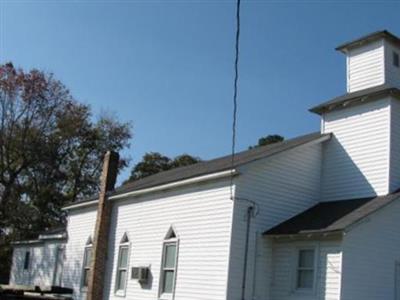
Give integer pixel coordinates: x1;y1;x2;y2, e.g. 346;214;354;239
61;199;99;211
63;169;237;211
38;233;67;240
11;239;42;246
12;234;67;246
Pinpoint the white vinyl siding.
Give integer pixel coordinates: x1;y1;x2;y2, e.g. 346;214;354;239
321;98;391;201
270;240;342;300
62;206;97;300
102;179;233;300
228;142;324;300
345;39;400;92
341;198;400;300
347;40;385;92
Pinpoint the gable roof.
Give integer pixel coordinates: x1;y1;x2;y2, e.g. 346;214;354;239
264;191;400;236
336;30;400;53
309;84;400;115
70;132;330;207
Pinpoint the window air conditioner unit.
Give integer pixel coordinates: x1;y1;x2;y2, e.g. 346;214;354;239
131;266;149;284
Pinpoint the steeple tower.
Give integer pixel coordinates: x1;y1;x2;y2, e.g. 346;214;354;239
310;30;400;201
336;30;400;92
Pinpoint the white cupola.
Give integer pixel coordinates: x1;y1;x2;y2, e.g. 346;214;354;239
310;30;400;202
336;30;400;93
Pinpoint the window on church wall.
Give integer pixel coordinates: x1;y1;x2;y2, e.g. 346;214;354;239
159;227;179;299
81;236;93;289
296;248;316;290
115;233;130;296
394;51;399;68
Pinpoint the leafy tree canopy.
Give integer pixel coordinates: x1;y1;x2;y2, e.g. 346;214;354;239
0;63;132;281
129;152;201;181
249;134;284;149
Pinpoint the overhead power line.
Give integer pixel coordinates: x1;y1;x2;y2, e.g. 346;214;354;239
230;0;241;199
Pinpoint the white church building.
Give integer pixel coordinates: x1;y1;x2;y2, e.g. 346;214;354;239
9;30;400;300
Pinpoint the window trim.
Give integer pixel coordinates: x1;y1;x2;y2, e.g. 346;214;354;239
292;246;318;294
80;237;93;292
159;227;179;300
114;233;131;297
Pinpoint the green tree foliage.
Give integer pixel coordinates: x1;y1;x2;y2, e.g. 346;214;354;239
129;152;201;181
0;63;132;282
249;134;284;149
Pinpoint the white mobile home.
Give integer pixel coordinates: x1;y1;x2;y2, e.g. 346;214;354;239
10;30;400;300
10;228;67;287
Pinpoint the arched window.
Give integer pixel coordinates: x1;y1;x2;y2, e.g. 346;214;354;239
115;233;130;295
81;236;93;289
159;226;179;299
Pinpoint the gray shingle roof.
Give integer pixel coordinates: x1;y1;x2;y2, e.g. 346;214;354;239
309;84;400;115
264;191;400;236
72;132;330;205
336;30;400;53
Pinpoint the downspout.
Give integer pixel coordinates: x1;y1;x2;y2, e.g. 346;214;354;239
241;206;254;300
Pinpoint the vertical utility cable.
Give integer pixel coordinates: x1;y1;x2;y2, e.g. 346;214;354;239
230;0;241;200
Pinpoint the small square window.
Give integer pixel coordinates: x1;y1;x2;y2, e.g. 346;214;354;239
394;51;399;68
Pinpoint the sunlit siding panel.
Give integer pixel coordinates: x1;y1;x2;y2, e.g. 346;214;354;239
10;246;33;286
103;179;233;300
62;206;97;300
270;241;342;300
341;199;400;300
228;142;324;300
347;40;385;93
321;98;391;201
9;242;60;287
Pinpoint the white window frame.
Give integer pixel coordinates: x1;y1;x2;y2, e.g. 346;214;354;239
114;233;131;297
159;227;179;300
81;237;93;291
294;247;317;293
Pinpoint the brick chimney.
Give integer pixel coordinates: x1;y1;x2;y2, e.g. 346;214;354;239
87;151;119;300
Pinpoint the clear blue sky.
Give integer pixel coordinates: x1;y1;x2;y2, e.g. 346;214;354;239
1;0;399;184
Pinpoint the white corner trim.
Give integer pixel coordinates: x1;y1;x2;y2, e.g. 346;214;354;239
63;169;238;211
